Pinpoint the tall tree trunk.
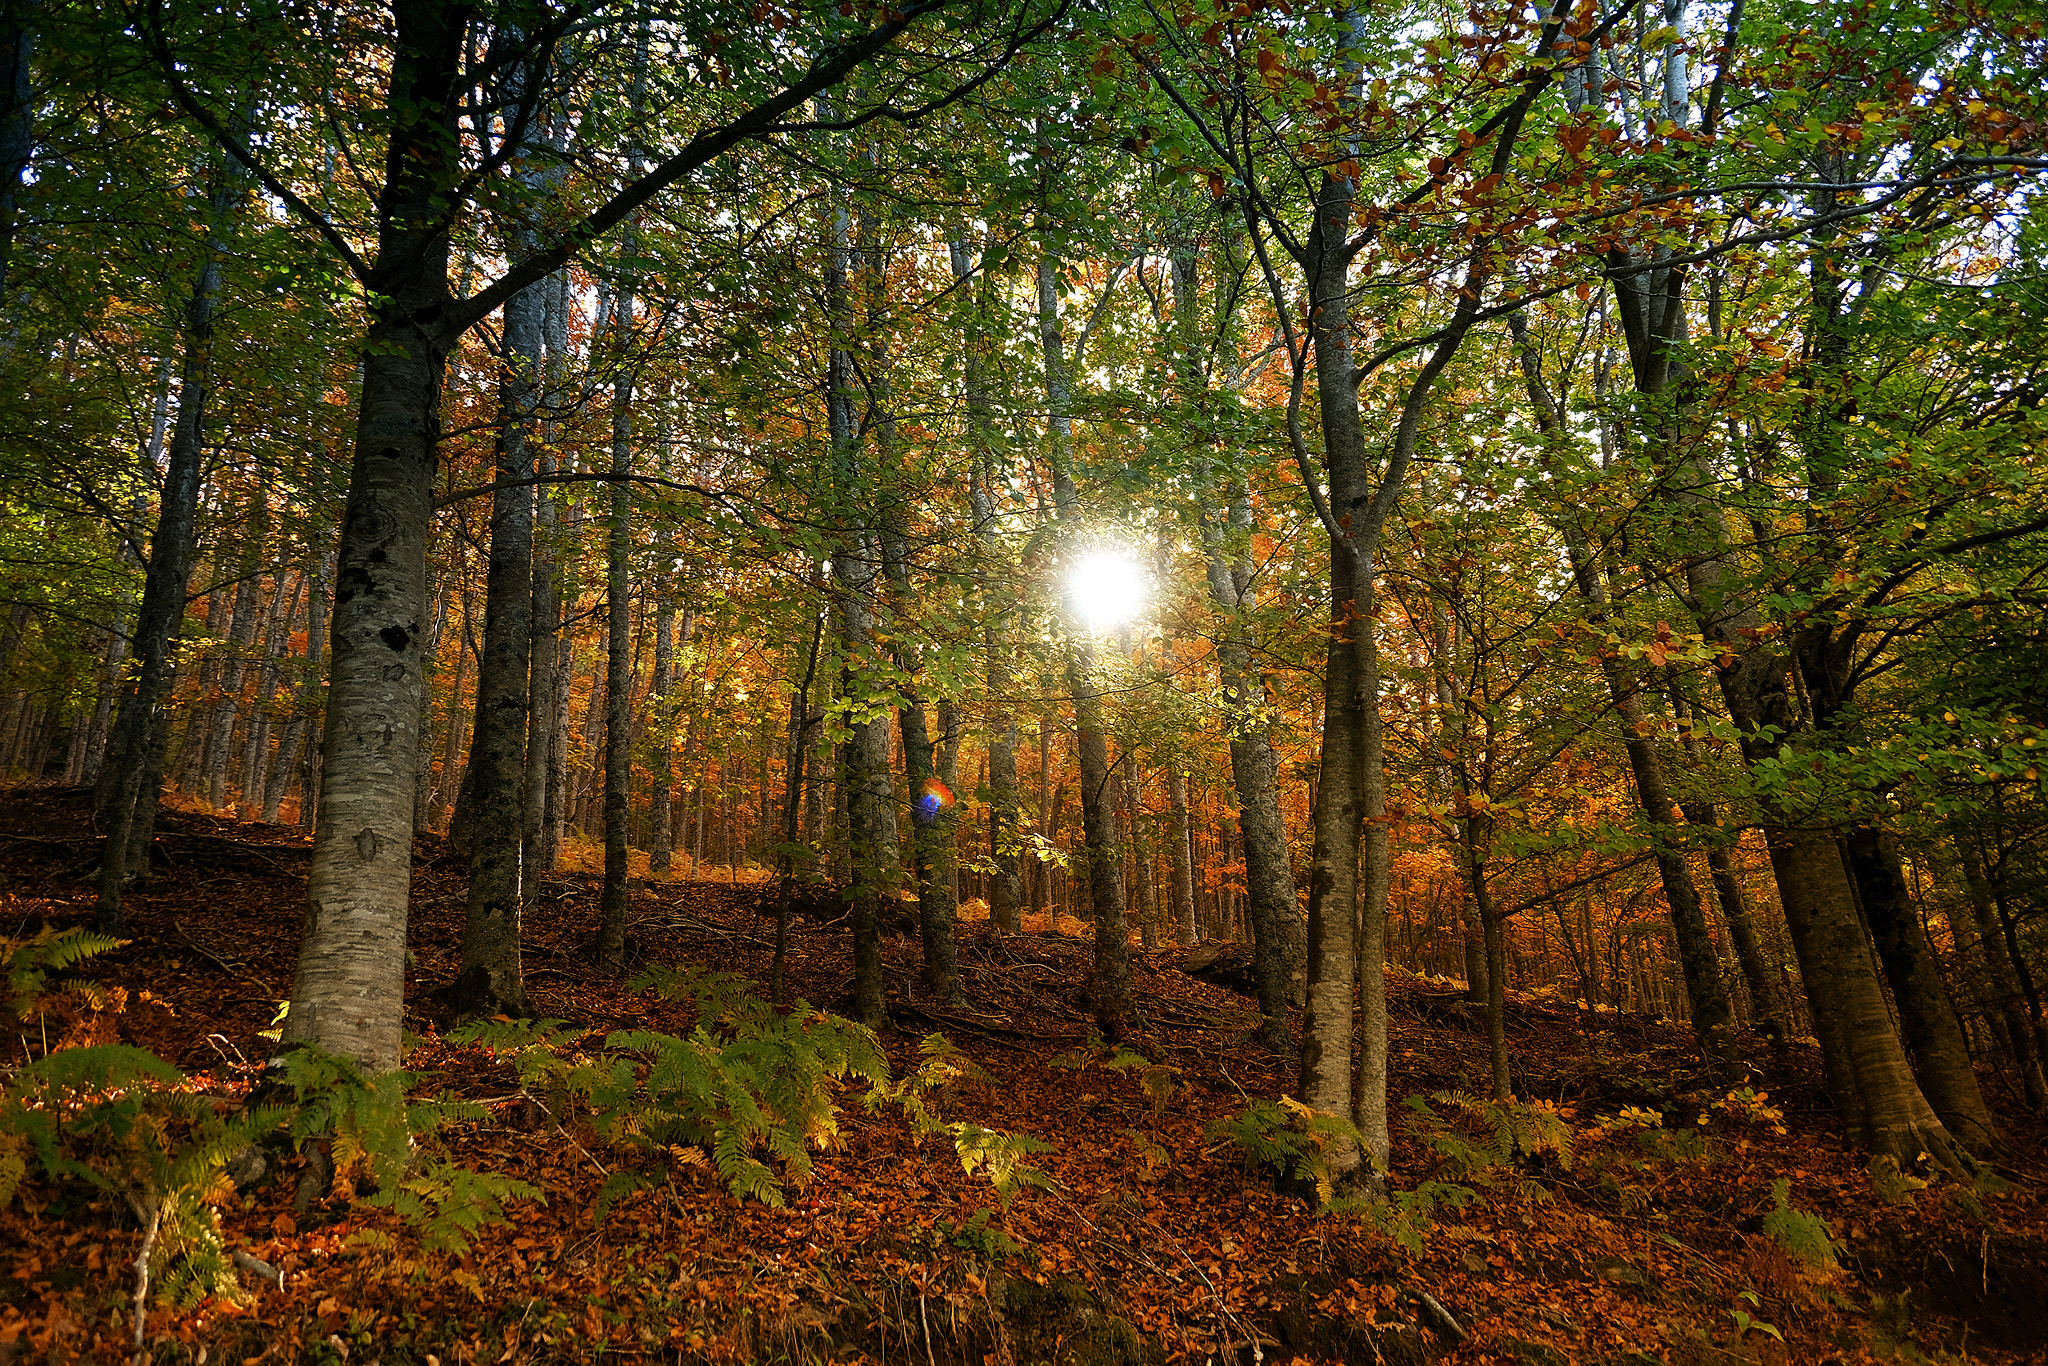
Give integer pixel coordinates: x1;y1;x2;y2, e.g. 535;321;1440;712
648;589;675;875
1293;154;1375;1180
281;1;468;1070
95;129;246;930
0;0;34;306
820;114;892;1025
952;236;1022;936
450;41;565;1017
1840;823;1995;1146
523;269;568;884
1121;750;1157;951
594;280;635;972
1036;244;1133;1040
900;696;963;1005
449;276;542;1018
1166;766;1196;945
1175;240;1299;1041
1661;675;1791;1064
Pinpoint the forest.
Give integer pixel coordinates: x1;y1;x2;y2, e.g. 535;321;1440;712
0;0;2046;1360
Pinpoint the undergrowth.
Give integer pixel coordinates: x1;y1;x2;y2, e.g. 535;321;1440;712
449;964;1051;1219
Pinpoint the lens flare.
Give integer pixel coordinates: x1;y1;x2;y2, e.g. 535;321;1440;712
1069;550;1147;629
915;777;955;824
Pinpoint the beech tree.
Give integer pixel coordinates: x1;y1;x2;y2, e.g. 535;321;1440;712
139;0;1064;1069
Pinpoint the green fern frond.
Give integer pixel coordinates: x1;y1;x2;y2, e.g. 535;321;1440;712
4;927;128;1018
1761;1178;1838;1272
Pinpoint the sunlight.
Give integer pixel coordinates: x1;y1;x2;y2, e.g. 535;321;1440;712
1067;549;1148;629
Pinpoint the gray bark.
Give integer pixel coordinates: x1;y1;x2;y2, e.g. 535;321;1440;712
1510;313;1739;1081
1178;243;1297;1049
280;3;469;1069
820;114;892;1025
450;273;541;1018
96;129;248;929
1166;767;1196;945
952;236;1022;936
1037;244;1132;1040
594;282;634;973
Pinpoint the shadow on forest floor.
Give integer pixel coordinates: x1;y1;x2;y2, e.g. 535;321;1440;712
2;784;2045;1364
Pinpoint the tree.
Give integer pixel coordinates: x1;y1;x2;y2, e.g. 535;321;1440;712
147;0;1063;1069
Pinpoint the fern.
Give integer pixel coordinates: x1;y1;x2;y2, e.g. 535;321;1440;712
1867;1155;1929;1207
567;997;893;1210
0;1125;25;1206
468;982;1047;1218
268;1044;538;1256
1331;1180;1480;1256
1410;1091;1573;1177
3;926;127;1019
627;964;758;1024
366;1164;545;1255
1207;1097;1371;1208
1;1044;286;1311
1760;1178;1838;1273
947;1123;1053;1209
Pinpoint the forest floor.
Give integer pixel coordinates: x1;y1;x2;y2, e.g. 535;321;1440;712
2;787;2045;1366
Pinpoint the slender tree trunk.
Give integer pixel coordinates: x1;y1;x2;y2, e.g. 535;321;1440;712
953;236;1022;936
1166;767;1196;945
819;118;892;1025
648;591;674;874
1662;676;1791;1064
1121;751;1157;951
1036;245;1133;1039
449;276;542;1017
1176;242;1299;1037
0;0;34;306
523;265;567;884
594;279;635;972
900;697;963;1005
95;132;246;929
1960;837;2046;1108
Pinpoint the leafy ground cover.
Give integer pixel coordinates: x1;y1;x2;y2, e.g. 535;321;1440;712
2;786;2044;1365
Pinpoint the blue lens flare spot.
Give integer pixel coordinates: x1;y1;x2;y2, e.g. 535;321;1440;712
915;777;955;823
